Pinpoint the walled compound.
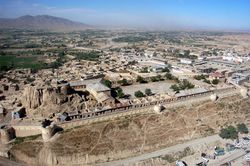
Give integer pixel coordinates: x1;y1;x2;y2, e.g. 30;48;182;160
1;85;242;142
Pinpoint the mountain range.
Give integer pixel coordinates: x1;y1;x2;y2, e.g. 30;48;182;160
0;15;90;30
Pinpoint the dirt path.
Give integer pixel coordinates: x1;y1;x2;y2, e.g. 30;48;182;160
0;157;26;166
97;135;221;166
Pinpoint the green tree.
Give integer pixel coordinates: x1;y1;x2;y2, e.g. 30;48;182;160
118;79;129;86
203;79;211;84
162;67;170;73
237;123;249;134
145;88;152;96
151;76;159;82
134;90;145;98
165;73;173;80
219;126;238;139
212;79;219;85
170;84;180;92
156;75;162;81
103;79;112;88
116;88;125;98
136;76;147;83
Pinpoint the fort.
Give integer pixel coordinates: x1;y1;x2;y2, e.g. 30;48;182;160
2;86;242;142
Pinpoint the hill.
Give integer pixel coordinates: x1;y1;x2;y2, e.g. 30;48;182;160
0;15;90;30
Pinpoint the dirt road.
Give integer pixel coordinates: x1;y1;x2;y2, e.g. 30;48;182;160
0;157;26;166
97;135;222;166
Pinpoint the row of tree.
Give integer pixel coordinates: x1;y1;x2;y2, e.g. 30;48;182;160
219;123;249;140
170;79;195;92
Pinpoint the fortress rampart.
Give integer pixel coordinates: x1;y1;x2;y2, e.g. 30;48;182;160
9;86;240;137
59;86;239;129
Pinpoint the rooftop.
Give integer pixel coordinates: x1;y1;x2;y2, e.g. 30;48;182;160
87;83;110;92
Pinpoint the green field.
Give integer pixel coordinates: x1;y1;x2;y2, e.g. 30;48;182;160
0;55;46;72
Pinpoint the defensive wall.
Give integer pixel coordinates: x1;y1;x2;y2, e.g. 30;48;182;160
9;87;240;136
59;86;239;129
11;125;41;137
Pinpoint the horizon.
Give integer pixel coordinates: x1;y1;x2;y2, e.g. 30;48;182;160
0;0;250;31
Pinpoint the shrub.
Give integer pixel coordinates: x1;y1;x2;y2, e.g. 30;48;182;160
145;88;152;96
103;79;112;88
118;79;129;86
136;76;147;83
237;123;249;134
134;90;145;98
116;88;125;98
219;126;238;139
212;79;219;85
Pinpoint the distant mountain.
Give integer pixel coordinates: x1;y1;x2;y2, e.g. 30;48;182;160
0;15;90;30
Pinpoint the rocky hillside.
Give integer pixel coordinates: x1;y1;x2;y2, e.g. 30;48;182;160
0;15;90;30
21;85;84;117
10;95;250;166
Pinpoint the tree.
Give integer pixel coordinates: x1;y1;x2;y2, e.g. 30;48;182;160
134;90;145;98
165;73;173;80
151;76;159;82
116;88;125;98
118;79;129;86
237;123;249;134
194;74;207;80
212;79;219;85
136;76;147;83
170;84;180;92
219;126;238;139
145;88;152;96
162;67;170;73
156;75;162;81
203;79;211;84
140;67;149;73
103;79;112;88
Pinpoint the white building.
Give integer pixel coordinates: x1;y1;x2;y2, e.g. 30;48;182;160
180;58;193;65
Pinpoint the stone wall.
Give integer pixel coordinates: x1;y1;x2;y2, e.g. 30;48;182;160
59;86;239;130
11;87;239;136
12;125;41;137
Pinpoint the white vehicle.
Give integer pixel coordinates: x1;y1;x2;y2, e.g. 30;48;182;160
245;153;250;161
176;160;187;166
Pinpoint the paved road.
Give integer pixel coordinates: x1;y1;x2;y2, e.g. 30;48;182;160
97;135;222;166
210;147;249;166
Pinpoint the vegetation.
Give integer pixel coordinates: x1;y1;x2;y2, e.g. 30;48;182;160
161;147;194;163
165;73;174;80
136;76;147;83
203;79;211;84
219;126;238;139
140;67;149;73
237;123;249;134
103;79;112;88
113;36;148;43
151;76;159;82
145;88;152;96
26;77;35;83
118;79;130;86
194;74;207;80
0;55;46;72
212;79;219;85
14;134;41;145
75;51;100;61
170;79;195;92
162;67;170;73
116;87;125;98
134;90;145;98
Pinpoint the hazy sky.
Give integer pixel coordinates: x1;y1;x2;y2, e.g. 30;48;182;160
0;0;250;30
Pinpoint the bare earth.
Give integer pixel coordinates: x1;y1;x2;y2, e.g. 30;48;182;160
9;95;250;165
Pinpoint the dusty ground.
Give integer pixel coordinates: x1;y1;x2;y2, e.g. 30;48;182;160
9;95;250;165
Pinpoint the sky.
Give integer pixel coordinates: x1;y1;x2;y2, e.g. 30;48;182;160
0;0;250;30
